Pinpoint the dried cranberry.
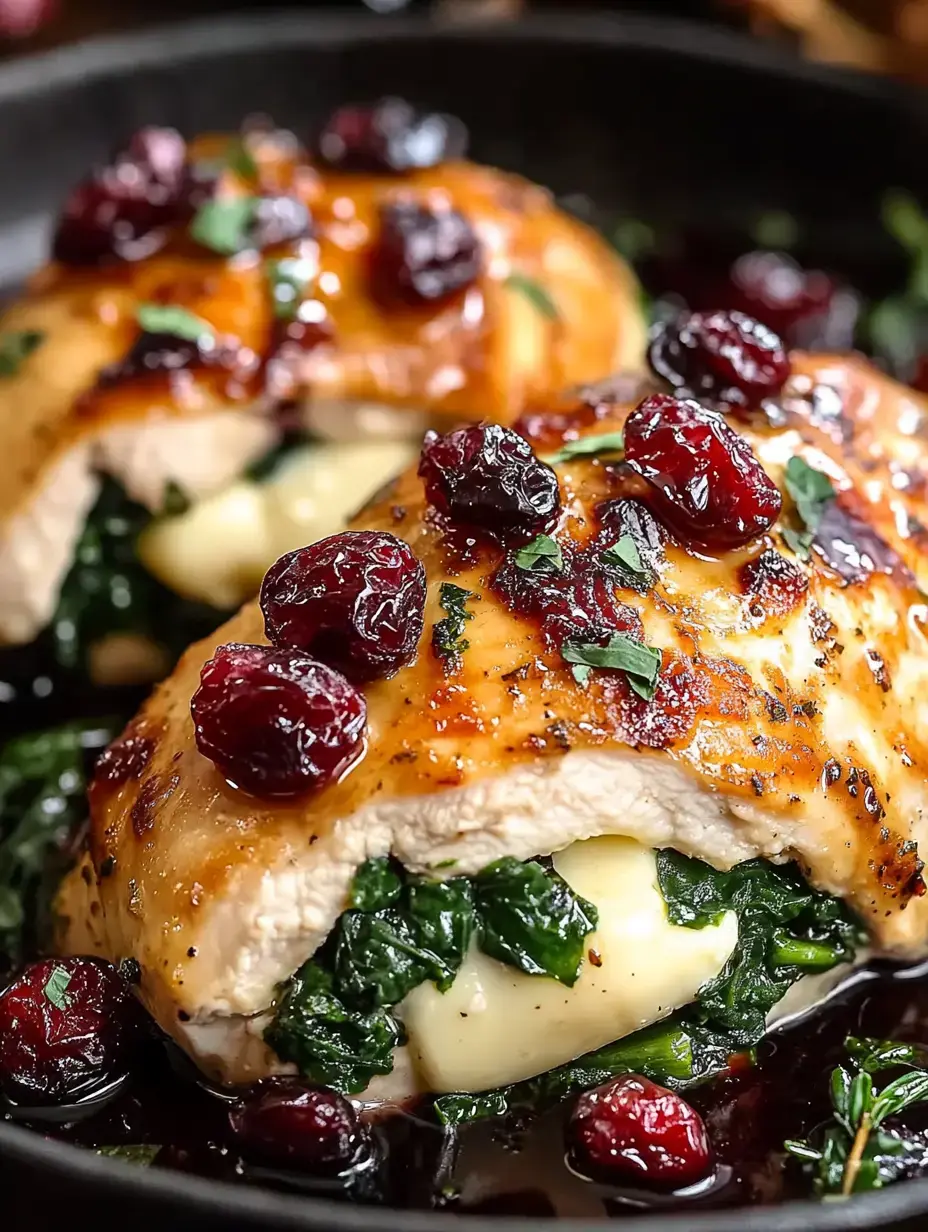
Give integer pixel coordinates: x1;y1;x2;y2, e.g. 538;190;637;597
0;958;132;1105
316;98;467;173
191;643;366;798
419;423;560;543
371;202;480;307
260;531;426;683
98;331;211;386
567;1074;712;1190
812;502;908;584
728;251;859;352
624;394;782;550
648;309;791;413
53;126;189;265
229;1077;365;1172
493;548;642;648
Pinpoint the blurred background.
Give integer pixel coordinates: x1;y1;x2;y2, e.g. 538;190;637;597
4;0;928;84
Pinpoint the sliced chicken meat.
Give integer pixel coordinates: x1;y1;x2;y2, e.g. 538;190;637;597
58;348;928;1089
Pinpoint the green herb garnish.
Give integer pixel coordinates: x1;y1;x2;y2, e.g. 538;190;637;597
513;534;563;575
544;431;625;466
266;256;314;322
135;303;215;344
562;633;662;697
785;1035;928;1196
0;329;43;376
224;137;259;181
782;456;835;560
189;195;258;256
432;583;477;673
600;533;654;588
657;851;863;1046
505;273;558;320
42;965;73;1010
96;1145;162;1166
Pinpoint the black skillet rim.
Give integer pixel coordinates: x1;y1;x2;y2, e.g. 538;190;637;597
0;9;927;1230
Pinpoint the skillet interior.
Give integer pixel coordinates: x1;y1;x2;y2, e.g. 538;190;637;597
2;10;928;1231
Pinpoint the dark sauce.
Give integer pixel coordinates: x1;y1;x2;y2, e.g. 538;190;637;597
5;964;924;1216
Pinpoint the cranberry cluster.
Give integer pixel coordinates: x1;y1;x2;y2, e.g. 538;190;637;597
53;127;191;265
624;393;782;550
419;423;561;544
193;532;426;798
567;1074;713;1190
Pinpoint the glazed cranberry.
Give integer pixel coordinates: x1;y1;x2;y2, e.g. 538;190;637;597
371;202;481;307
53;126;189;265
419;423;560;543
624;393;782;549
98;331;210;386
317;98;467;173
260;531;426;683
728;251;859;351
648;309;791;413
567;1074;712;1190
191;643;366;798
493;549;643;648
229;1077;365;1172
0;958;132;1105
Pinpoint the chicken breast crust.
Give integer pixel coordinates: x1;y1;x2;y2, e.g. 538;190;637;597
58;351;928;1084
0;128;642;645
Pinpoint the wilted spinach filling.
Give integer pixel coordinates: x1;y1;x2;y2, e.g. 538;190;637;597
268;851;863;1121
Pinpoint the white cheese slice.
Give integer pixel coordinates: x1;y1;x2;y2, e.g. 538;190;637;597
401;836;738;1094
137;439;416;610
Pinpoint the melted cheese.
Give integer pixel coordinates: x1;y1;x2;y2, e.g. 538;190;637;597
400;837;738;1094
137;439;416;609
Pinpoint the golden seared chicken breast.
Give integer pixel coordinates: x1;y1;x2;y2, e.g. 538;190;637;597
59;313;928;1117
0;101;642;686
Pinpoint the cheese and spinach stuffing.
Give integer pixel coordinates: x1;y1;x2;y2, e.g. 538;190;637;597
267;835;863;1124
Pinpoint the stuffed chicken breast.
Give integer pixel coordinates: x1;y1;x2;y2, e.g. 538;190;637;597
58;319;928;1113
0;101;642;687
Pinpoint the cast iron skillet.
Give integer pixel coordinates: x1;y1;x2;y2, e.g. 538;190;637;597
1;10;928;1231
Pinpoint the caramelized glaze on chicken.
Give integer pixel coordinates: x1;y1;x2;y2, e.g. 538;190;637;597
58;349;928;1084
0;120;642;644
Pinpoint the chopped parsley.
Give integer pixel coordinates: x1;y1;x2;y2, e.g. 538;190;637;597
782;456;836;560
562;633;662;697
505;273;558;320
42;965;73;1010
135;303;215;344
266;256;314;321
544;431;625;466
189;195;258;256
513;533;563;575
600;533;653;586
432;583;476;673
785;1035;928;1196
0;329;43;376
